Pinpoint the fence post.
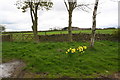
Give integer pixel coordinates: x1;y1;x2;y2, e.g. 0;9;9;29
0;33;2;42
10;34;13;42
45;32;47;35
22;33;24;41
60;31;62;34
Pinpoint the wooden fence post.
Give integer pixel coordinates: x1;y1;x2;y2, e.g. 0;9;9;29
45;32;47;35
10;34;13;42
60;31;62;34
0;33;2;42
21;33;24;41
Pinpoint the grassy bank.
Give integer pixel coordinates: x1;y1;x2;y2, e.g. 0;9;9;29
2;41;119;78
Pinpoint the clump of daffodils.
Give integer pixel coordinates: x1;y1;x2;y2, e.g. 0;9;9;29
66;46;87;55
66;48;76;54
77;46;87;52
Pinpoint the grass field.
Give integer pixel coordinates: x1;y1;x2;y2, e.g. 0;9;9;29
2;41;119;78
4;29;117;35
37;29;117;35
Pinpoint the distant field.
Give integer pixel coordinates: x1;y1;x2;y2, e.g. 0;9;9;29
3;29;117;35
36;29;117;35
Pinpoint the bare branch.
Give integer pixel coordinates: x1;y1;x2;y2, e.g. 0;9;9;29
29;2;34;23
64;0;69;11
111;0;119;2
78;7;89;13
96;12;101;15
76;3;93;12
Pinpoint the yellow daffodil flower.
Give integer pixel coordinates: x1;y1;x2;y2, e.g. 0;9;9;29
69;48;72;50
72;49;76;52
66;46;87;54
67;49;70;52
79;49;82;52
80;47;83;51
83;46;87;49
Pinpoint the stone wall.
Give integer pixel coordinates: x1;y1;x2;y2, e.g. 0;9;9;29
38;34;118;42
2;35;12;42
2;33;118;42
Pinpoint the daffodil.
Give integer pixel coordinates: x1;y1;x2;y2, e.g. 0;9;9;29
79;49;82;52
78;46;82;49
83;46;87;49
80;47;83;51
72;48;76;52
65;45;87;55
67;49;70;52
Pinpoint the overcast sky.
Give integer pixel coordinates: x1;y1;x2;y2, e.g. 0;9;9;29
0;0;118;31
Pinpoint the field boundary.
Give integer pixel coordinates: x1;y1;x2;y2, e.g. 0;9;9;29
2;33;118;42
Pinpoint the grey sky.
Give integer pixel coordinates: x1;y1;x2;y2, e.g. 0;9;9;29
0;0;118;31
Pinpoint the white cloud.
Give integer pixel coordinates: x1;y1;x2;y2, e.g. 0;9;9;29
0;0;118;31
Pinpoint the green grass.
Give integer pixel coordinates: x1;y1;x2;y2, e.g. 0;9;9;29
36;29;117;35
5;29;117;35
2;41;119;78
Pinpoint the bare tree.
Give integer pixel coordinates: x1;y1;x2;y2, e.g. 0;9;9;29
64;0;91;42
64;0;77;42
90;0;99;47
16;0;53;42
0;25;6;32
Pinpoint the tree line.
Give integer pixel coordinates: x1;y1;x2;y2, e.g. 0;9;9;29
16;0;99;48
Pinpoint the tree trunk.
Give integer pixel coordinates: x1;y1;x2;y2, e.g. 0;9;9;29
90;25;96;47
90;0;99;47
68;11;73;42
30;5;39;43
32;21;39;43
